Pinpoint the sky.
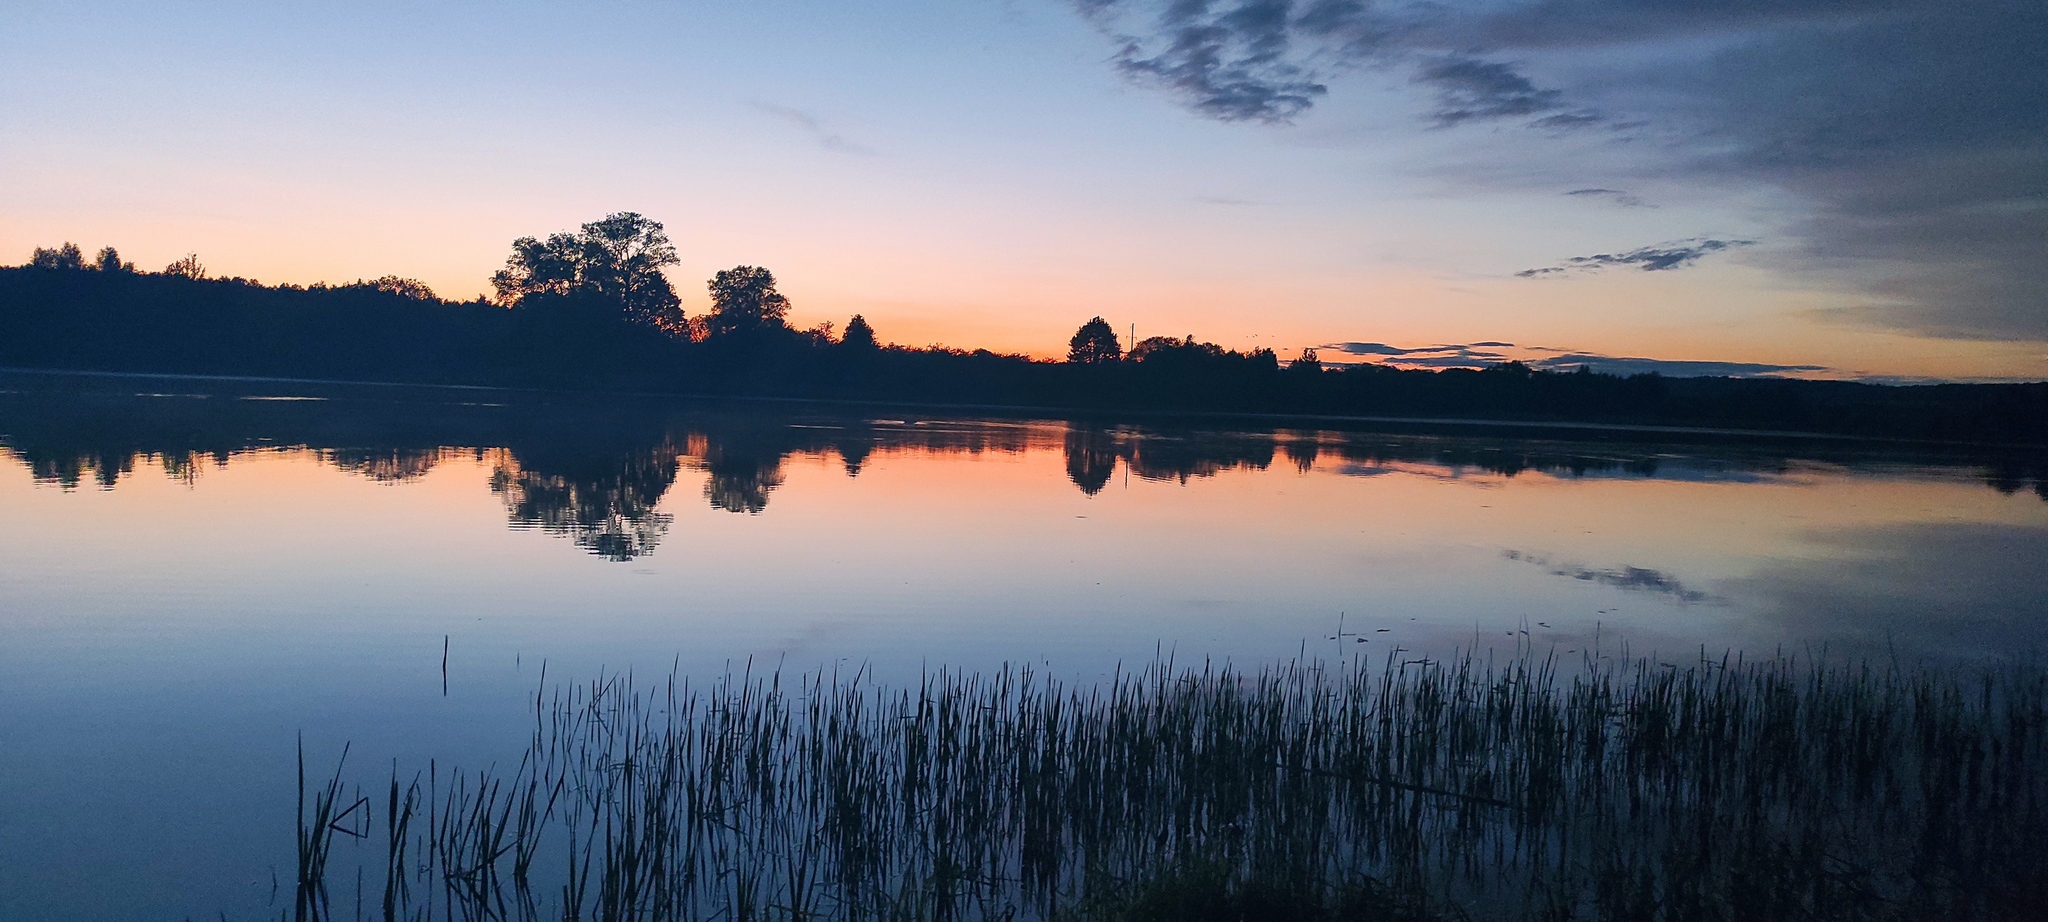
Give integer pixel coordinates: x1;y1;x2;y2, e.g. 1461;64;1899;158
2;0;2043;381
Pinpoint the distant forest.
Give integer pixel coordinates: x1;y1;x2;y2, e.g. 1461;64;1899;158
5;215;2046;446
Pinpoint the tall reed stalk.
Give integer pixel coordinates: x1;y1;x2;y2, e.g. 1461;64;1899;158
299;652;2048;921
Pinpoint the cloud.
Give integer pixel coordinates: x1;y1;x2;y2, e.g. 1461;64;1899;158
751;103;873;156
1517;237;1753;277
1728;522;2048;660
1070;0;2048;342
1325;340;1832;377
1524;354;1828;377
1504;550;1716;603
1665;3;2048;339
1415;55;1592;127
1329;341;1428;356
1076;0;1329;123
1326;342;1513;362
1073;2;1604;128
1564;188;1649;207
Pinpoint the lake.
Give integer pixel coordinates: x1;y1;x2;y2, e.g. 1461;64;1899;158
2;369;2045;920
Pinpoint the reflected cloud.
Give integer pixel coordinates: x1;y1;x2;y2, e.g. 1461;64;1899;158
1728;523;2048;660
1503;549;1716;604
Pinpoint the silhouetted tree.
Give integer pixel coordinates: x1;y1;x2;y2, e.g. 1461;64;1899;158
842;314;877;350
164;253;207;279
704;265;790;338
94;247;133;273
1129;335;1223;362
29;243;85;270
347;276;437;300
492;212;685;334
1289;347;1322;374
1068;317;1121;364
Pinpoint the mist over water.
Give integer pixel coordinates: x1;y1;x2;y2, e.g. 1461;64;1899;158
2;370;2045;919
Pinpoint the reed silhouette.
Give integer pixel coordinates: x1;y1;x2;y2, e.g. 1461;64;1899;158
287;650;2048;921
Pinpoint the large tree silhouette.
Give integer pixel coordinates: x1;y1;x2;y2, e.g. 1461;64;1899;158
841;314;877;350
1068;317;1122;364
704;266;790;338
491;212;685;334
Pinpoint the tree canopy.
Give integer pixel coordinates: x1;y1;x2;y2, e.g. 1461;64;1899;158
842;314;877;350
1068;316;1121;364
704;265;790;338
163;253;206;279
491;212;684;335
345;276;437;301
30;243;85;270
94;247;133;273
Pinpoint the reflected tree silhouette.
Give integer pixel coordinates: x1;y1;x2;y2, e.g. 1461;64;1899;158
1283;435;1320;473
324;448;445;484
837;433;874;477
20;447;134;489
1126;432;1275;483
491;444;682;560
698;438;787;514
1063;427;1120;495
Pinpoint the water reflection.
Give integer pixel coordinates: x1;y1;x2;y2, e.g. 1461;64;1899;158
2;373;2045;563
493;444;682;561
325;447;449;484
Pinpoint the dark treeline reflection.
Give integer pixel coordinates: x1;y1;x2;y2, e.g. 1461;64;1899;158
4;373;2044;560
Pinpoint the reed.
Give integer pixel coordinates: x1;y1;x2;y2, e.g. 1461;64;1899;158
298;651;2048;920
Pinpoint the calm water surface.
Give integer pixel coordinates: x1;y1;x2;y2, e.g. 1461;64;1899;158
2;371;2045;919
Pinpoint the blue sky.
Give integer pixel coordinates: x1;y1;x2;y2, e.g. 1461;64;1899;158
4;0;2042;380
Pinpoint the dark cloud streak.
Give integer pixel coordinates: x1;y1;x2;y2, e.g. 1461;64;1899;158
1517;238;1753;277
1323;341;1832;377
1416;55;1589;127
750;102;873;156
1564;188;1649;207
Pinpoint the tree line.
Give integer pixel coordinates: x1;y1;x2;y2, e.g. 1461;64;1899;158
4;212;2046;446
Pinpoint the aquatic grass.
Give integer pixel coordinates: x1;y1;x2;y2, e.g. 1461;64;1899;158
299;651;2048;921
295;736;368;922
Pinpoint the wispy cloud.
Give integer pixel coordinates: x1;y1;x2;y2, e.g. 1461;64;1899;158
1564;188;1650;208
751;103;874;156
1328;341;1512;360
1085;0;1330;123
1517;238;1753;277
1323;340;1832;378
1504;550;1717;604
1526;354;1828;377
1415;55;1595;128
